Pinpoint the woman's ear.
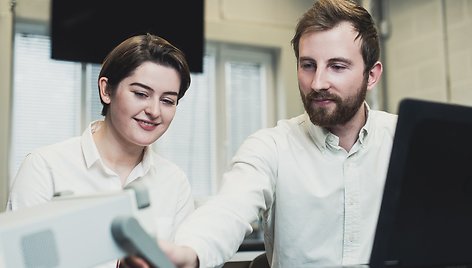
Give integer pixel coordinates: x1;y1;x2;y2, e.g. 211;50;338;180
98;77;111;104
367;61;383;91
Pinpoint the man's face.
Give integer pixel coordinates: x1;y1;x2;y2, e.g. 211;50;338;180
297;21;371;127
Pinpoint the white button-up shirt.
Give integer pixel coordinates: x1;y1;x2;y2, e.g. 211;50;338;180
175;107;397;268
7;121;195;266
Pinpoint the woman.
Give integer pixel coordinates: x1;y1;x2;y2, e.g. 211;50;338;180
7;33;195;260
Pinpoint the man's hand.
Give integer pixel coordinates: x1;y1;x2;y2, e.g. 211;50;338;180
118;241;199;268
118;256;151;268
158;240;199;268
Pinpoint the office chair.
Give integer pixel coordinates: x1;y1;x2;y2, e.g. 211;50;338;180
248;252;270;268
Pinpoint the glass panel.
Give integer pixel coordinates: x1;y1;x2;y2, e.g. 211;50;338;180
154;55;217;198
10;33;82;180
86;64;105;123
226;62;265;157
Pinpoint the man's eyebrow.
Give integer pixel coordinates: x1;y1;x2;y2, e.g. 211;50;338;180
299;56;315;62
328;57;353;65
130;82;179;96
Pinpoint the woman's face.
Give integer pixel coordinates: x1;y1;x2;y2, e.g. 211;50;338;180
100;61;181;148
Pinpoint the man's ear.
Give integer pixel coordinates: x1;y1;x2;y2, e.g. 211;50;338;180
367;61;383;91
98;77;111;104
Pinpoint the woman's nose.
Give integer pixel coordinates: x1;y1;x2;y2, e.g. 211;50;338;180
145;100;160;118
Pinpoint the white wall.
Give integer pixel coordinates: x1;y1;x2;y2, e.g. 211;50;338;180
384;0;472;112
444;0;472;104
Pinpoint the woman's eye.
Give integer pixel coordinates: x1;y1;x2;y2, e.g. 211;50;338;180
162;98;176;105
134;91;148;98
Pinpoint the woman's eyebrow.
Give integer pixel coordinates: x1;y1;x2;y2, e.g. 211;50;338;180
130;82;179;96
130;82;154;91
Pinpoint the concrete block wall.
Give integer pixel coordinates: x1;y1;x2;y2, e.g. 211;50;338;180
445;0;472;105
384;0;472;113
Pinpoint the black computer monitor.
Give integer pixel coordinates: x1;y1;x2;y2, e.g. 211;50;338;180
370;98;472;268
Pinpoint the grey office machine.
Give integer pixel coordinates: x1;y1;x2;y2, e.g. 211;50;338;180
0;182;175;268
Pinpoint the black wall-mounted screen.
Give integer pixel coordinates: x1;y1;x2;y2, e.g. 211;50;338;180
51;0;204;73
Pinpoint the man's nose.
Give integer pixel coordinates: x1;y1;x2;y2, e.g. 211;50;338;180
311;69;329;91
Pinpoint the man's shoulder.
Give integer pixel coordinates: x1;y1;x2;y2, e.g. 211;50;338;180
369;110;398;137
369;109;398;128
253;113;307;137
274;113;308;130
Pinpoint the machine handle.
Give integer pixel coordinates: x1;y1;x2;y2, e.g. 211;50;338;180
111;216;176;268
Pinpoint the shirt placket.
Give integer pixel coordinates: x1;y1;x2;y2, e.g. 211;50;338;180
342;159;361;265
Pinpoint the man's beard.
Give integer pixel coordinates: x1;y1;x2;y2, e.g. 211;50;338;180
301;78;368;127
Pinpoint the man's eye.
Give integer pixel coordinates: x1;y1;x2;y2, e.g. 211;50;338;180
331;64;347;71
300;62;315;69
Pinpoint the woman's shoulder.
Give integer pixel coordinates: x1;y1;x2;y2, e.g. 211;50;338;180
28;136;82;159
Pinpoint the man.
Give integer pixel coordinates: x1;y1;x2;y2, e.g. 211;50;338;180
131;0;397;267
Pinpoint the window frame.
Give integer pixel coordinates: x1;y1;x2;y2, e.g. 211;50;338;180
213;43;276;184
9;26;277;199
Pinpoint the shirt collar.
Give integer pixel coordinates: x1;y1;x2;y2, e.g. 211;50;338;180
359;102;371;145
81;120;102;168
304;113;331;152
305;101;372;151
81;120;154;175
140;145;153;174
